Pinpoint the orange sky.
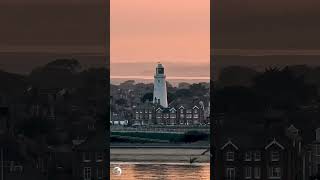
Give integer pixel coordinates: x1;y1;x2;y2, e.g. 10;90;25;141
110;0;210;65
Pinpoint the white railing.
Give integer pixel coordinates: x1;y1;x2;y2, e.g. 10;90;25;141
110;126;209;134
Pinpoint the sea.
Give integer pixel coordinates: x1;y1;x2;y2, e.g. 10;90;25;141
111;76;210;87
110;162;210;180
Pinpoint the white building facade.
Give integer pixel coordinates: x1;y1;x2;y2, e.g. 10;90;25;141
153;63;168;108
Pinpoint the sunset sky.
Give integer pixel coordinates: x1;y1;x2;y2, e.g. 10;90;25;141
110;0;210;77
1;0;320;74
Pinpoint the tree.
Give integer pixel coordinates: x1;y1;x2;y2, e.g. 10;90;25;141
218;66;258;87
28;59;82;88
115;98;127;106
175;89;193;98
253;66;317;111
17;117;53;138
189;83;207;96
141;92;153;103
167;92;176;103
45;58;81;73
213;86;265;113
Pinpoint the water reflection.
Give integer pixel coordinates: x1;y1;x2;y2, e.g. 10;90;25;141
110;163;210;180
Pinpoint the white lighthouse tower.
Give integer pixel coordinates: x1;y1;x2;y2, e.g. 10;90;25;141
153;63;168;108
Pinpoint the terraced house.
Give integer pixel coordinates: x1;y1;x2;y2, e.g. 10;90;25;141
133;100;209;126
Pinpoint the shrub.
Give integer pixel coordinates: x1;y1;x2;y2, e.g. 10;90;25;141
182;131;208;143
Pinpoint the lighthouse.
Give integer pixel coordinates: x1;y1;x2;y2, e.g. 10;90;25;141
153;63;168;108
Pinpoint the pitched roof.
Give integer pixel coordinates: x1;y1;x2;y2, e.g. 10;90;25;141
221;139;239;150
265;138;285;150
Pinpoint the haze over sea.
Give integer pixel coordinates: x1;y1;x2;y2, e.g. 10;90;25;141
111;76;209;87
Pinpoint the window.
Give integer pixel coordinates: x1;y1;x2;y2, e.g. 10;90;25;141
156;113;162;119
170;113;176;118
84;167;91;180
96;152;103;162
271;151;280;161
244;167;252;179
149;114;152;120
186;114;192;119
194;109;198;113
180;109;184;113
226;151;235;161
186;109;192;113
97;167;104;179
83;152;91;162
244;152;252;161
268;167;281;178
193;114;199;119
180;114;184;118
254;151;261;161
226;167;236;180
88;123;95;130
254;167;261;179
13;165;23;173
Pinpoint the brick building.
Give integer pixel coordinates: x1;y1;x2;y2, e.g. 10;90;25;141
133;100;209;126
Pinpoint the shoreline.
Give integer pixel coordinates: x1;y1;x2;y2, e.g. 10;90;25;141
110;148;210;163
110;162;210;166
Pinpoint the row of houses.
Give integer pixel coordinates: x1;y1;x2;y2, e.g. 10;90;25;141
213;112;320;180
0;87;108;180
0;118;107;180
132;100;210;126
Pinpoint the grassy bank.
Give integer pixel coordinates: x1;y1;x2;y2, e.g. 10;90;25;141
111;131;209;143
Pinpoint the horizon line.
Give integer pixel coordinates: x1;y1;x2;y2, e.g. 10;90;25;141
111;75;210;80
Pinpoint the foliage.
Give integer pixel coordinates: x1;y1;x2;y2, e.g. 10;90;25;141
181;131;208;143
141;92;153;103
112;132;184;141
175;89;193;98
45;58;81;73
115;98;127;106
189;83;208;96
17;117;53;138
253;66;317;110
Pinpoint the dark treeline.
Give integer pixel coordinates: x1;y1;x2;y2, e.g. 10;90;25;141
0;58;109;145
214;65;320;113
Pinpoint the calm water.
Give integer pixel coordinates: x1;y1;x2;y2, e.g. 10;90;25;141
110;162;210;180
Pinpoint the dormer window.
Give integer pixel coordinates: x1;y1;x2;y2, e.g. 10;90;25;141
271;151;280;161
226;151;235;161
